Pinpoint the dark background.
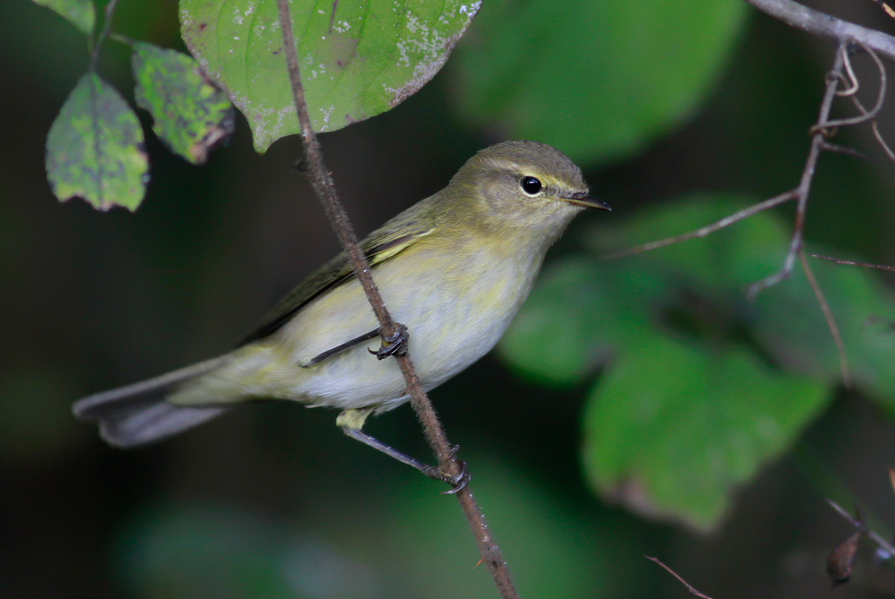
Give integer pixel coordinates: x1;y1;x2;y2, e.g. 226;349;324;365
3;0;895;597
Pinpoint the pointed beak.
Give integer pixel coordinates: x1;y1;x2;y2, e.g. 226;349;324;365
566;191;611;211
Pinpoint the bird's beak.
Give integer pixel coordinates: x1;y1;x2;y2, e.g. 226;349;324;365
566;192;611;211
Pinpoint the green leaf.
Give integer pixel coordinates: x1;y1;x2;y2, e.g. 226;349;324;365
450;0;748;165
132;42;235;164
500;194;895;530
46;73;148;211
32;0;95;35
752;257;895;404
498;257;656;386
582;339;828;532
180;0;480;152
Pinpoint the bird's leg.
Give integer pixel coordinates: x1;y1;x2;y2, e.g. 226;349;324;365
370;324;409;359
337;408;469;493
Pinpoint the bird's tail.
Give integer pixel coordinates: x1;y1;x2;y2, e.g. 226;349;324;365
72;355;234;449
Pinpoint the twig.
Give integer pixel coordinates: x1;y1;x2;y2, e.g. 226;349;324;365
838;43;895;162
798;249;850;387
273;2;518;597
88;0;122;71
810;254;895;272
646;556;714;599
815;42;887;132
601;190;797;259
827;498;895;558
743;0;895;61
817;140;880;160
745;44;847;299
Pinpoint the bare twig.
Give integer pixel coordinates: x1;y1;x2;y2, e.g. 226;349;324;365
88;0;121;71
870;119;895;161
815;42;887;132
743;0;895;61
273;2;518;597
799;249;851;387
836;49;859;97
745;44;847;299
827;498;895;558
601;191;797;259
817;140;880;160
810;254;895;272
838;44;895;162
646;556;714;599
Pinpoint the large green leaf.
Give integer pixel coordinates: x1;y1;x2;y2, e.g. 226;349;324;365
499;195;895;530
45;73;148;211
583;338;827;532
180;0;480;152
450;0;748;165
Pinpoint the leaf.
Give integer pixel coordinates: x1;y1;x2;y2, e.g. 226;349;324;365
32;0;95;35
180;0;480;152
500;194;895;530
582;339;828;532
449;0;747;165
46;73;149;211
132;42;235;164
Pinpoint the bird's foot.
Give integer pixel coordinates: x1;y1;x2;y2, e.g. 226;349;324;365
370;324;409;359
431;445;470;495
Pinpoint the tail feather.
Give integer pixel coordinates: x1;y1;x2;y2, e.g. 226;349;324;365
73;355;234;449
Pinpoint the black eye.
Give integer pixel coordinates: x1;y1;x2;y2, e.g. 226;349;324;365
521;176;542;195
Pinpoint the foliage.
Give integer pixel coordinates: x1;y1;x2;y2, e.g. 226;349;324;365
180;0;481;152
499;195;895;530
46;72;148;211
36;0;236;210
132;42;235;165
450;0;748;164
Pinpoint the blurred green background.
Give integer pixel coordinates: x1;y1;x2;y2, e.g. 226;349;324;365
4;0;895;597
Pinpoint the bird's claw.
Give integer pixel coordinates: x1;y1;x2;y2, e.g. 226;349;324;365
370;324;409;360
439;445;470;495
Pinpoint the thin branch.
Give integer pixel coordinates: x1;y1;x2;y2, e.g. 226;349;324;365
836;48;859;97
870;119;895;161
89;0;122;71
799;249;851;387
745;44;847;299
839;44;895;163
646;556;714;599
273;2;518;597
743;0;895;61
601;190;797;259
815;42;887;132
817;140;881;160
810;254;895;272
827;498;895;559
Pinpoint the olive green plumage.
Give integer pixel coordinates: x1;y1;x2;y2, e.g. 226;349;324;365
73;140;610;448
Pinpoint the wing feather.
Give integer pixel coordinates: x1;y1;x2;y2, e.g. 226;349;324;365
238;201;437;346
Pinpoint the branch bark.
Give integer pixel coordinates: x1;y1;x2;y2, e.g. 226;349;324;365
744;0;895;60
273;1;518;597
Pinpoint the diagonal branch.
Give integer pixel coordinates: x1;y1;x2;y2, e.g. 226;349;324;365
744;44;846;299
601;190;797;260
743;0;895;60
274;1;518;597
809;254;895;272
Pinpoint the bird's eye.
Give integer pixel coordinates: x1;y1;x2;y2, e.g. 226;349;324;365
520;176;542;195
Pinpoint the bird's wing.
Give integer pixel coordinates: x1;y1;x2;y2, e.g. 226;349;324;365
238;220;435;346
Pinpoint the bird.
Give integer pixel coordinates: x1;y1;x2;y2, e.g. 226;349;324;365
73;140;610;478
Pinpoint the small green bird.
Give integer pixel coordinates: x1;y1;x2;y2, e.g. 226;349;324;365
73;140;610;469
